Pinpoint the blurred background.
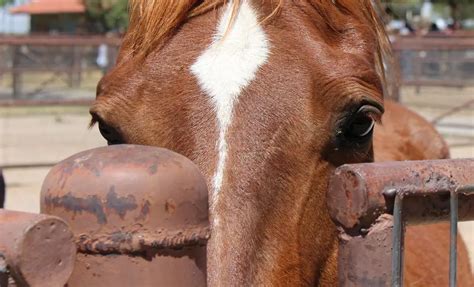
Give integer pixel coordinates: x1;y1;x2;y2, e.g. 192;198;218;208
0;0;472;264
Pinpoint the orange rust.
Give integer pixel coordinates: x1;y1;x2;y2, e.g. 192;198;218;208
0;209;76;287
41;145;209;287
165;198;177;214
328;159;474;232
76;226;210;254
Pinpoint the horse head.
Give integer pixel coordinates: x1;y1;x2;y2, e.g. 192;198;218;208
90;1;389;285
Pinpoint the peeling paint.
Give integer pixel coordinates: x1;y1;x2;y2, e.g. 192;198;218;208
44;193;107;224
105;186;137;219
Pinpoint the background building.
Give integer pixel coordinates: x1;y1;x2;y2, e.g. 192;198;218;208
9;0;86;34
0;0;29;34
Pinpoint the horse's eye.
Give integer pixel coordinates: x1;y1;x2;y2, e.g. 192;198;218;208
98;121;124;145
347;114;374;138
344;105;380;141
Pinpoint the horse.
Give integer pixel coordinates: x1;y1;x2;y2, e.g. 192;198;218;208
90;0;473;285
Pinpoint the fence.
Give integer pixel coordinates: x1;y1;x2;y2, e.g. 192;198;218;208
328;159;474;286
392;33;474;90
1;145;472;286
391;33;474;143
0;34;473;105
0;35;120;105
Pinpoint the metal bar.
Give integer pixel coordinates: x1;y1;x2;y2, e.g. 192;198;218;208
0;162;57;169
431;99;474;124
336;214;394;286
391;36;474;50
0;36;121;46
449;188;458;287
391;193;405;287
437;122;474;130
0;99;92;107
458;184;474;195
327;159;474;231
75;226;210;254
329;162;474;287
449;185;474;287
22;70;66;99
0;209;76;287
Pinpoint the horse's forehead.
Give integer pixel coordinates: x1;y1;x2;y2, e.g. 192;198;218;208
102;2;381;123
188;1;273;200
191;1;270;117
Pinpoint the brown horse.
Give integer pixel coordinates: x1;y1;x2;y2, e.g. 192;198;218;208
90;0;472;285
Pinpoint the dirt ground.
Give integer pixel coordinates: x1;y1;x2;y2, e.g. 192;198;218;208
0;86;473;270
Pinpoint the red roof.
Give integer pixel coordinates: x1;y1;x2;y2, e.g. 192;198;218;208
10;0;86;15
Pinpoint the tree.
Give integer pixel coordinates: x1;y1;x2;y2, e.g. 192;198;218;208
383;0;474;23
85;0;129;33
0;0;14;7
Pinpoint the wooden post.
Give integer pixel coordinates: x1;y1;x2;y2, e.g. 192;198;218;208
12;45;22;99
106;43;118;73
69;46;82;88
415;50;422;94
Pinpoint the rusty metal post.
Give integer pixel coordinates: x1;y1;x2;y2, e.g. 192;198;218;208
450;187;459;287
41;145;209;287
328;159;474;231
327;159;474;287
450;185;474;287
389;191;406;287
0;209;76;287
335;214;393;286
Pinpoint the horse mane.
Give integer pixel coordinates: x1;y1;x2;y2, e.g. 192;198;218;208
126;0;391;93
127;0;234;56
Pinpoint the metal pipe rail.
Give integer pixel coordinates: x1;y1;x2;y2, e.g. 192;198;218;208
0;210;76;287
327;159;474;287
0;36;121;46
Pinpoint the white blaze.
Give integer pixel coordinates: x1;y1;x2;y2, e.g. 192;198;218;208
191;1;270;203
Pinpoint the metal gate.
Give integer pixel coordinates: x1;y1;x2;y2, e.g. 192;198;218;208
328;159;474;286
0;146;472;286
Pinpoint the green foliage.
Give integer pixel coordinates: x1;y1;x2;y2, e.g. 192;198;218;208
0;0;14;7
384;0;472;3
382;0;420;4
85;0;129;33
383;0;474;20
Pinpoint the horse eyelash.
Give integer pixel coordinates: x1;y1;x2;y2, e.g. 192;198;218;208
89;117;98;129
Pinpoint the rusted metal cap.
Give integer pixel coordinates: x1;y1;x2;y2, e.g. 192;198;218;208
327;159;474;232
40;145;209;286
41;144;209;253
0;209;76;287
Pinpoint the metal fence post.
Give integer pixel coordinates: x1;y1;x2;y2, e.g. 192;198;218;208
40;145;210;287
327;159;474;287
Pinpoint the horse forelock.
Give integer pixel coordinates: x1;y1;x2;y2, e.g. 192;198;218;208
126;0;390;81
